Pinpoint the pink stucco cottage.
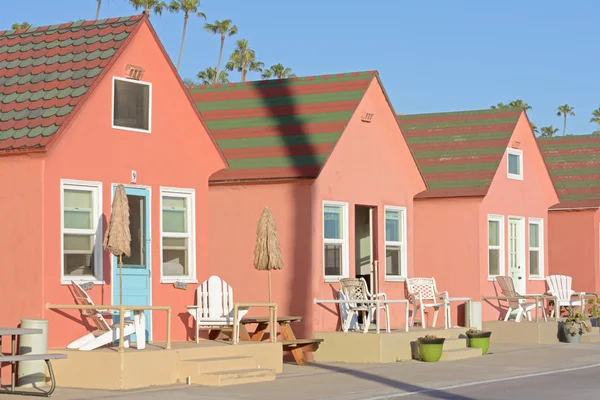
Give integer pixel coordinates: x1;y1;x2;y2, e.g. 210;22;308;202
538;134;600;292
189;71;426;338
0;14;226;348
398;108;559;323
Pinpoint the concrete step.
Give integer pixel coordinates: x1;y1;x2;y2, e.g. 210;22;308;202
443;338;468;351
581;334;600;344
178;356;257;378
195;368;276;386
440;347;482;361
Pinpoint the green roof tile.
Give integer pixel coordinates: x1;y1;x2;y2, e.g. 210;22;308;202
0;14;144;152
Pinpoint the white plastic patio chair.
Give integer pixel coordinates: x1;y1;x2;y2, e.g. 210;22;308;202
545;275;584;318
337;290;360;332
67;281;145;351
406;277;449;329
496;276;547;322
339;278;390;333
187;275;249;343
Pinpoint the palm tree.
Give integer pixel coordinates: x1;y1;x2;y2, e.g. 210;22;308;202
128;0;168;15
530;122;539;135
11;22;31;30
557;104;575;136
96;0;102;19
590;108;600;127
182;77;198;87
540;126;559;138
261;63;297;79
225;39;264;82
490;99;532;110
169;0;206;71
204;20;237;84
197;67;229;85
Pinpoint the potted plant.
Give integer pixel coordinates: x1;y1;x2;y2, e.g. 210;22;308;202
418;334;445;362
563;308;592;343
588;298;600;327
466;329;492;355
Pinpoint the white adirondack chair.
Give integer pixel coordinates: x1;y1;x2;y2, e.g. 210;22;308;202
339;278;390;333
545;275;584;317
187;275;249;343
337;290;359;332
67;281;145;351
495;276;547;322
406;277;449;329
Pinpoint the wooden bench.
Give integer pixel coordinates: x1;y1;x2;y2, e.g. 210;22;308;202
282;338;324;353
0;353;67;397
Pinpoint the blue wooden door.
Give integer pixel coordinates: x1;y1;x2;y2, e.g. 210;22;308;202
112;186;151;341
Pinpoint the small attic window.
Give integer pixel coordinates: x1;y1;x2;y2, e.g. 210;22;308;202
112;77;151;133
507;148;523;180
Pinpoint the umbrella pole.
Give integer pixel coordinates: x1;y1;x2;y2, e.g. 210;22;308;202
268;269;272;303
118;254;125;353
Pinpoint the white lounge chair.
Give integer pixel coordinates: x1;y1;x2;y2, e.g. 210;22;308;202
406;277;450;329
546;275;584;317
187;275;249;343
67;282;145;351
496;276;547;322
339;278;390;333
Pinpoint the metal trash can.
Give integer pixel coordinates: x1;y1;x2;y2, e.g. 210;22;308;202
18;319;48;388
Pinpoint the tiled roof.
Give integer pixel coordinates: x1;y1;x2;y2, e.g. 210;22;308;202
0;15;144;153
538;134;600;209
398;108;522;198
189;71;376;182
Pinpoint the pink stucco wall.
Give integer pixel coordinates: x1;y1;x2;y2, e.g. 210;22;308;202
548;209;598;293
311;78;426;332
480;113;558;320
0;21;225;348
206;78;426;340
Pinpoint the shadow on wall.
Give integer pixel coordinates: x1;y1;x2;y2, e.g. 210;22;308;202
255;78;318;346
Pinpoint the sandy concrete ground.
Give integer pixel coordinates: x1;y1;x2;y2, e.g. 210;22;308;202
7;343;600;399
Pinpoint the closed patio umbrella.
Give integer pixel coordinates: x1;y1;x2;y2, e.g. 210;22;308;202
253;207;283;303
103;184;131;352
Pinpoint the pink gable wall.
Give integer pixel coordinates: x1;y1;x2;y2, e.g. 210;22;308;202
311;78;426;332
548;209;597;293
40;21;225;346
480;113;559;320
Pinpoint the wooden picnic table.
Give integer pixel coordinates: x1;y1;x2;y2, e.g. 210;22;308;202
239;316;323;366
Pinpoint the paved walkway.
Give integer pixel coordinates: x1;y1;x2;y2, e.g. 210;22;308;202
9;343;600;399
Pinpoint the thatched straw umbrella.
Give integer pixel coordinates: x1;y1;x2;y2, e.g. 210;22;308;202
253;207;283;303
103;184;131;352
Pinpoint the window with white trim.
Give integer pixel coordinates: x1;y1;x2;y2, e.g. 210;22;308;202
507;148;523;180
488;215;504;277
385;206;407;279
113;77;151;133
323;202;348;280
61;181;103;282
161;188;196;282
529;218;544;278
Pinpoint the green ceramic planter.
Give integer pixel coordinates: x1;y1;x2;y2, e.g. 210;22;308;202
419;338;445;362
467;331;492;355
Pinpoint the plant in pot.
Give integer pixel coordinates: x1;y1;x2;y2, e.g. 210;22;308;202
563;307;592;343
418;334;445;362
465;329;492;355
588;298;600;327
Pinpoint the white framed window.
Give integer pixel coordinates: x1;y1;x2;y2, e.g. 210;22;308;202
488;214;505;279
160;187;196;283
384;206;407;280
61;180;103;284
323;201;349;282
112;77;152;133
528;218;544;279
507;148;523;180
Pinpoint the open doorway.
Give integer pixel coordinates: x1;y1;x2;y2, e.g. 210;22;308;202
355;205;378;294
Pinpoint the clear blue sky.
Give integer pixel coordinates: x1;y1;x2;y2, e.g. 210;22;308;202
4;0;599;134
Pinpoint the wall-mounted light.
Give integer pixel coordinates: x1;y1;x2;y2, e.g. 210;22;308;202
125;64;145;80
361;112;374;123
511;140;521;148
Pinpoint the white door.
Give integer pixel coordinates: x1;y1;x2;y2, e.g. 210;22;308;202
508;218;526;294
